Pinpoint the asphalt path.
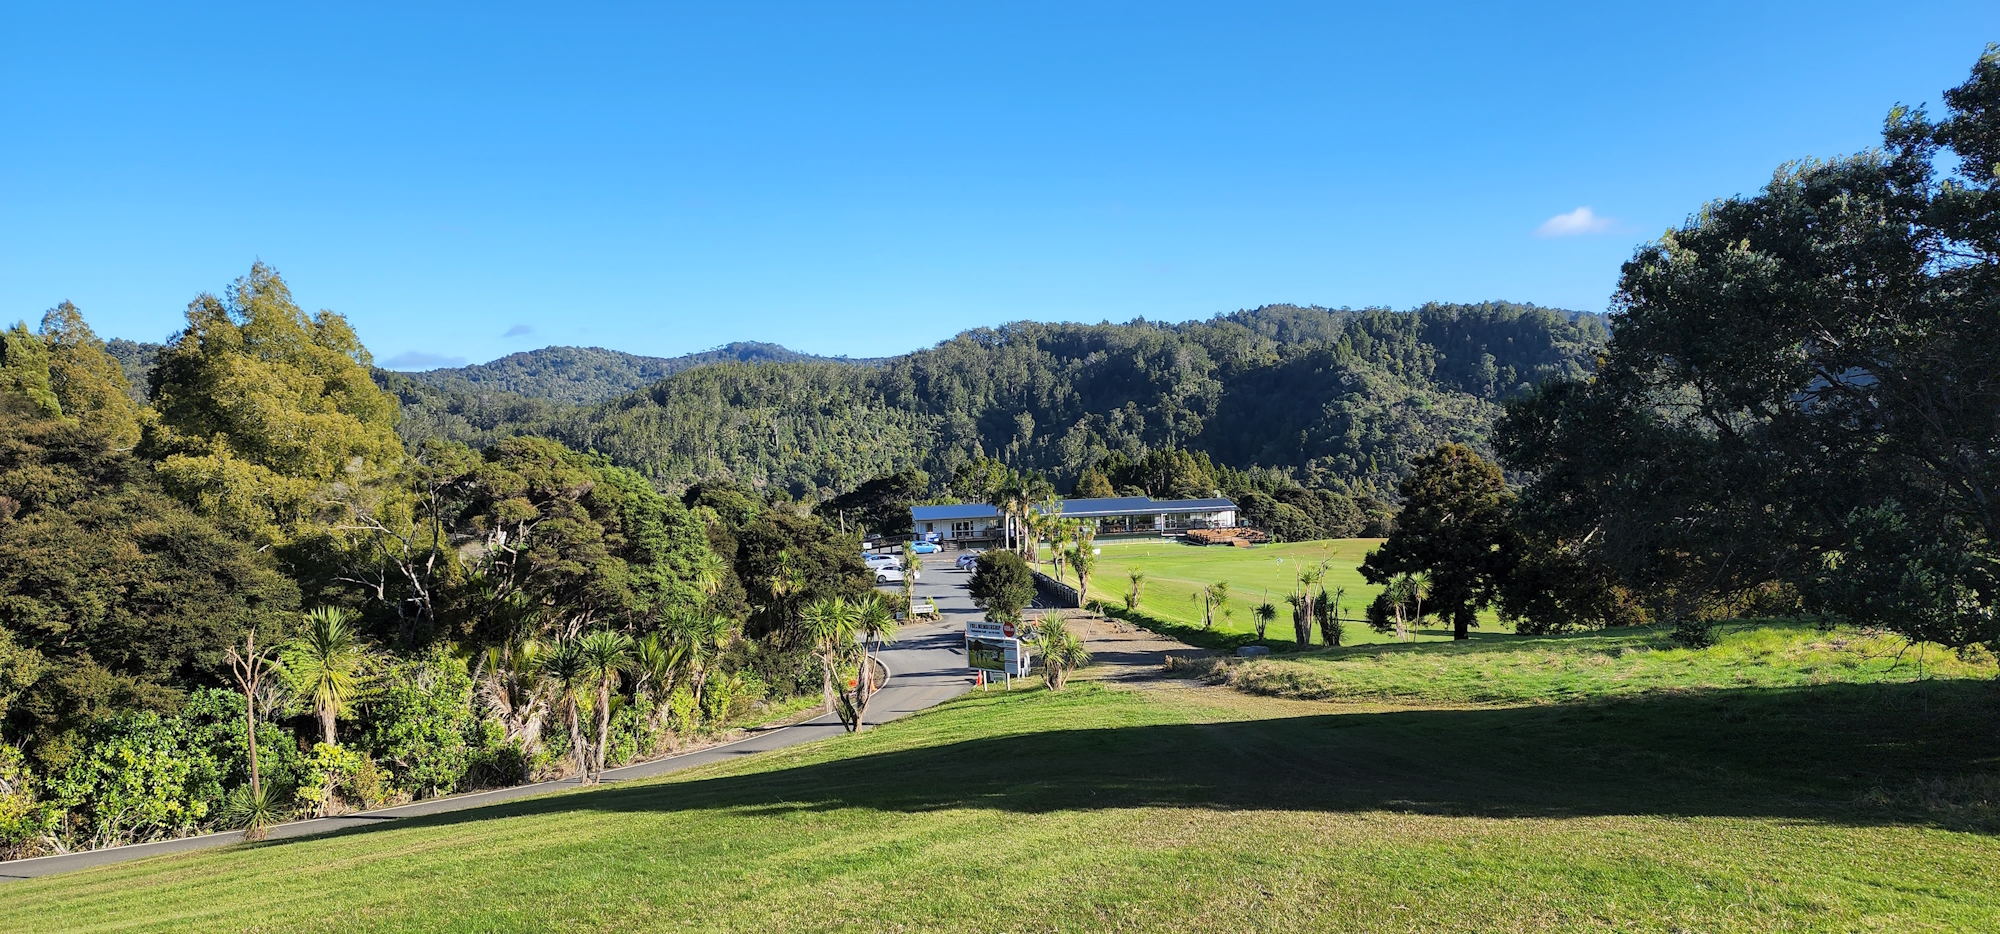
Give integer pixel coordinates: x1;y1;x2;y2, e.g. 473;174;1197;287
0;554;982;881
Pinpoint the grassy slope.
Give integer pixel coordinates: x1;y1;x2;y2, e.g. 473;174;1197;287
10;625;2000;933
1227;619;2000;703
1069;538;1489;645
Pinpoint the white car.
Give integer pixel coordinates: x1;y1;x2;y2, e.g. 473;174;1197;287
875;567;914;585
954;551;982;570
863;553;902;569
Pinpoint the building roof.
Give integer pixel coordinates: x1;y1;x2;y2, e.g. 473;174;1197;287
1051;495;1237;518
913;495;1236;522
911;503;1000;521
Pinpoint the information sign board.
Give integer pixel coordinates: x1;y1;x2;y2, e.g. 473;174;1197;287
965;621;1031;675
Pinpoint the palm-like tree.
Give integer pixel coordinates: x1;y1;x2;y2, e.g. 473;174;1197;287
989;477;1030;555
223;628;280;837
1125;569;1147;611
474;636;548;752
1196;581;1231;630
580;630;634;781
280;607;374;746
542;638;593;781
1030;507;1068;572
1068;535;1098;604
854;594;900;698
900;541;920;611
1033;618;1091;690
691;549;729;603
800;596;864;730
1253;600;1278;640
669;611;735;717
632;631;685;735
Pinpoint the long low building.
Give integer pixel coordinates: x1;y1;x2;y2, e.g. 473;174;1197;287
911;495;1239;543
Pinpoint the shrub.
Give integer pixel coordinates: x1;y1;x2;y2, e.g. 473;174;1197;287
181;688;304;797
469;737;535;789
969;551;1035;623
0;745;54;859
293;742;376;817
364;650;480;798
669;685;700;736
47;712;223;849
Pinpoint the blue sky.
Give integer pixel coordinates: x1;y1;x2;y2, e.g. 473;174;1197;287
3;3;1995;368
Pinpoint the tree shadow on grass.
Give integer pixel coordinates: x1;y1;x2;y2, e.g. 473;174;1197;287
271;678;2000;850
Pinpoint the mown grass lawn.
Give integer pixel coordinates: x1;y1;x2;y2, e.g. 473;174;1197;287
1060;537;1498;645
10;624;1999;933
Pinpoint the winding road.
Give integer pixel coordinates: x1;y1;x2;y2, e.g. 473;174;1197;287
0;555;981;881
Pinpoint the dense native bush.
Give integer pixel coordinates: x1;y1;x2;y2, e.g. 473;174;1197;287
363;650;483;798
0;744;54;859
45;711;224;849
0;267;870;857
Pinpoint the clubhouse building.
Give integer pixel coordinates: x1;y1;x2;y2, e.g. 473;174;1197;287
911;495;1239;544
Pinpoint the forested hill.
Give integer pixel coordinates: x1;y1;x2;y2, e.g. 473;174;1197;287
398;341;888;404
387;302;1605;499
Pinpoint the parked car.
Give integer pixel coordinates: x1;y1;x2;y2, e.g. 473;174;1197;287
875;567;910;585
954;551;982;570
906;541;942;554
863;553;902;569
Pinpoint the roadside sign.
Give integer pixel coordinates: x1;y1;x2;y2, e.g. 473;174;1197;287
966;620;1007;640
965;621;1031;675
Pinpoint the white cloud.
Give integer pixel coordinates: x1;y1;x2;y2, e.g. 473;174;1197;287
1535;206;1616;237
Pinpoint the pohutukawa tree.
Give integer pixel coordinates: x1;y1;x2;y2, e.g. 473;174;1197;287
1499;47;2000;648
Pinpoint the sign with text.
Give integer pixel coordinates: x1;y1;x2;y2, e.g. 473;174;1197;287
965;621;1030;675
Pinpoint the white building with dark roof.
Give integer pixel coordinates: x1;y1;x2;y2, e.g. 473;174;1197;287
910;495;1238;543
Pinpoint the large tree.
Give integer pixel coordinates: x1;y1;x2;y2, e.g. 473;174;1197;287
815;469;928;538
145;262;403;551
0;393;299;766
440;436;718;647
1500;48;2000;649
37;303;146;450
1360;444;1516;640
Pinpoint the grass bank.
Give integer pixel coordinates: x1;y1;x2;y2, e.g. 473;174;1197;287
10;645;1999;932
1220;619;1999;704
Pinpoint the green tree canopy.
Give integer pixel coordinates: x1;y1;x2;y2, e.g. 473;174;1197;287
814;469;928;537
145;262;403;549
0;325;59;419
968;551;1036;624
1499;47;2000;648
441;436;717;646
1360;444;1516;640
39;302;145;449
0;395;300;765
1070;467;1115;499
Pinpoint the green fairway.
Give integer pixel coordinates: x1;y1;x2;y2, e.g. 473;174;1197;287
9;623;1998;933
1052;537;1472;645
